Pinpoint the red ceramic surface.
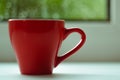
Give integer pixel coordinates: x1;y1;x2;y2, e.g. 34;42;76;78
9;19;86;75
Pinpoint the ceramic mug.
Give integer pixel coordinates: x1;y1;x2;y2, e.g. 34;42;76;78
8;19;86;75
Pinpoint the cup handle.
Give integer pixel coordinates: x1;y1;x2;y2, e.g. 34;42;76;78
54;28;86;67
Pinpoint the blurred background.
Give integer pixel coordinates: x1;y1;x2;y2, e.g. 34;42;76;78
0;0;108;21
0;0;120;62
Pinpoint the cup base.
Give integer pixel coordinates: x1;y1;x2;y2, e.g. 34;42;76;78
21;72;52;75
21;71;52;75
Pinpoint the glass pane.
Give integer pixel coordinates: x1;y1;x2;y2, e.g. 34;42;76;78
0;0;109;21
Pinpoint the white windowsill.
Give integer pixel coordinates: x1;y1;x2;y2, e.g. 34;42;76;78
0;62;120;80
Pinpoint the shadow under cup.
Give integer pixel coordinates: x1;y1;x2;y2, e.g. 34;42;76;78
8;19;86;75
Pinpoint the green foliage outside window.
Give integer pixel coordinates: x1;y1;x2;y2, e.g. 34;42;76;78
0;0;108;21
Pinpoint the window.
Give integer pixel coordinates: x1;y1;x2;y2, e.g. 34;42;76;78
1;0;120;62
0;0;110;21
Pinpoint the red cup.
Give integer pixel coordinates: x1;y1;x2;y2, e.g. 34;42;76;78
8;19;86;75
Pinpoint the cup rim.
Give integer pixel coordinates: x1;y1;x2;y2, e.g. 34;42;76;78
9;19;64;22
